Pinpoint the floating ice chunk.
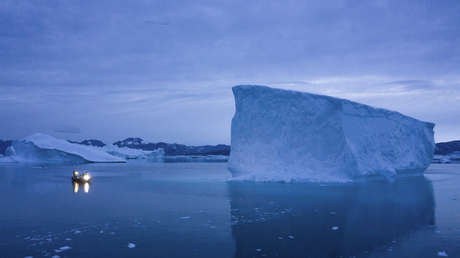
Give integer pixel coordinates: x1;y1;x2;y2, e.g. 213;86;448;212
52;256;60;258
287;235;295;239
228;85;435;182
331;226;339;230
180;216;191;219
128;243;136;248
65;238;72;241
55;246;71;253
24;256;33;258
438;251;448;257
73;230;81;234
99;230;104;234
256;249;262;252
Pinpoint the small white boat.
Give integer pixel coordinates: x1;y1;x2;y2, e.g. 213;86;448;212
72;170;92;183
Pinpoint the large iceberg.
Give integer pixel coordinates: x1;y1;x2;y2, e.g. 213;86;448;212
228;85;435;182
6;133;125;164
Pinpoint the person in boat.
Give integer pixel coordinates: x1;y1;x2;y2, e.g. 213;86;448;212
72;170;80;180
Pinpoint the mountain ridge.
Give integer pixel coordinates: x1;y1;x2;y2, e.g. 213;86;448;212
1;137;459;156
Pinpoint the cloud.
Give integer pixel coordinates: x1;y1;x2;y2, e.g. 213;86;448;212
0;0;459;142
384;80;435;91
54;126;81;134
143;18;170;26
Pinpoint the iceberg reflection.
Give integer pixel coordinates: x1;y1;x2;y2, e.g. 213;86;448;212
228;176;435;258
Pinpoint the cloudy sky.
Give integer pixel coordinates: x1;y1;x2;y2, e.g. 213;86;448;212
1;0;459;144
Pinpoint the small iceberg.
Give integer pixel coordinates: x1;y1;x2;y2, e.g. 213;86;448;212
6;133;125;164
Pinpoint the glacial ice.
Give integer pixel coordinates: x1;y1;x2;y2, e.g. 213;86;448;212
228;85;435;182
5;133;125;164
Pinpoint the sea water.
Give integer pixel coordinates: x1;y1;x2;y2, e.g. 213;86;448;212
0;162;459;258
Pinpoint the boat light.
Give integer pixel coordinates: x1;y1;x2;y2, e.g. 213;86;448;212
83;173;91;181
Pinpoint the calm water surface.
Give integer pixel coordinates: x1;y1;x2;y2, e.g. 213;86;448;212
0;162;459;258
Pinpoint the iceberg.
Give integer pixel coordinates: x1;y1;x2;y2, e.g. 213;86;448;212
6;133;125;164
228;85;435;182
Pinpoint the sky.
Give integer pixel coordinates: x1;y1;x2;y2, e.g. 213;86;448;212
0;0;459;145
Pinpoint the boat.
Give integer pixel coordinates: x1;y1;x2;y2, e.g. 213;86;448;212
72;170;92;183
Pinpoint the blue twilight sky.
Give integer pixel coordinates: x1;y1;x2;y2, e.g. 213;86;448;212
1;0;459;144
